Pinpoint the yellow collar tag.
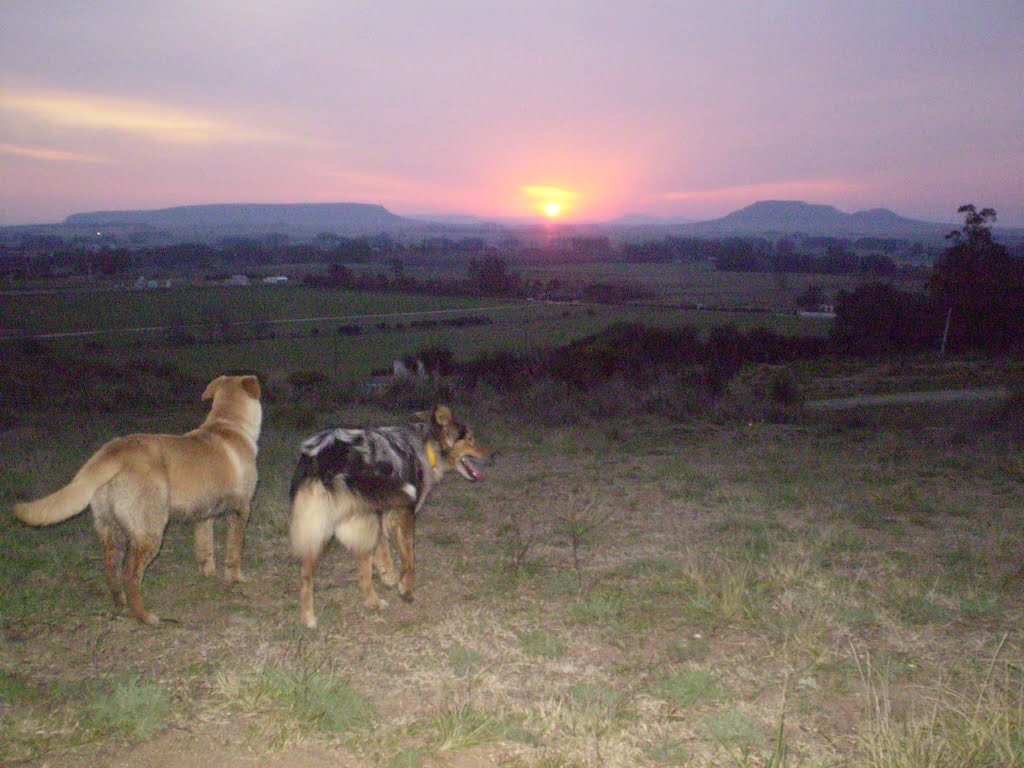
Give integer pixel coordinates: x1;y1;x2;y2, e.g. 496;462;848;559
426;443;437;469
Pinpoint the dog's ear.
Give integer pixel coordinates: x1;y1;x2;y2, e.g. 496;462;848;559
201;376;224;401
432;405;453;426
240;375;261;400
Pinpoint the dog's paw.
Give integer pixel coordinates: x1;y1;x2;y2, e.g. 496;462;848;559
225;568;250;584
365;596;389;610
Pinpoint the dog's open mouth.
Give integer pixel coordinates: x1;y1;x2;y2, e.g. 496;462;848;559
461;456;484;481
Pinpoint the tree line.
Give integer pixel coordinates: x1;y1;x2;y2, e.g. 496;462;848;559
2;230;933;281
834;206;1024;353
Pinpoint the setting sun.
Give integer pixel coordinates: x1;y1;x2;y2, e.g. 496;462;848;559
521;185;577;219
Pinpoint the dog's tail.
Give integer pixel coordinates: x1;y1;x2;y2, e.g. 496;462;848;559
289;480;337;560
14;445;125;526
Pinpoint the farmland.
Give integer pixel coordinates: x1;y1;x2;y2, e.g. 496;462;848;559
0;259;870;381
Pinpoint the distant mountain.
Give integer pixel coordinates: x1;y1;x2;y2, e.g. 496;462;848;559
11;198;1008;246
693;200;947;236
63;202;418;236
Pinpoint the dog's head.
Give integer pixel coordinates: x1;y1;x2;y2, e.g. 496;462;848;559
201;375;263;434
418;405;492;482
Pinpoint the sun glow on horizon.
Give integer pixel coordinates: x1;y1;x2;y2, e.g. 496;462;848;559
521;184;578;219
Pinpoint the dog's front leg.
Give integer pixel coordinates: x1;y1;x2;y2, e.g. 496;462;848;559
194;518;216;576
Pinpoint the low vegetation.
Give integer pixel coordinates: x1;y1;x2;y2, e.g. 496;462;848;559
1;346;1021;767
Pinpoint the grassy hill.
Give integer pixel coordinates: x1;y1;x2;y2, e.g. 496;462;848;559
1;346;1021;767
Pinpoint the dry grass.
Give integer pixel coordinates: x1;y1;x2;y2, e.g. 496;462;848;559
2;362;1023;767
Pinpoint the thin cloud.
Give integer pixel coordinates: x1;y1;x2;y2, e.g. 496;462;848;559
0;89;287;144
0;142;104;163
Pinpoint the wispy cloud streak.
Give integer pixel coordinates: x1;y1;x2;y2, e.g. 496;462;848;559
1;90;284;144
0;142;104;163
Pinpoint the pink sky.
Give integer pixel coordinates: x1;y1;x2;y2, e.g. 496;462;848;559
2;1;1022;226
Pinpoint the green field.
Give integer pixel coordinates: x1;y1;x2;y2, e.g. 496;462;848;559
1;280;829;381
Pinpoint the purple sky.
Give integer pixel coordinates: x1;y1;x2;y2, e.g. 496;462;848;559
2;1;1022;226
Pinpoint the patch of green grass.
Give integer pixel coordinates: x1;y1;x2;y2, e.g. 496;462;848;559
82;675;172;740
859;653;1024;768
936;545;983;583
816;530;870;568
713;515;779;558
958;591;1006;624
651;668;728;708
896;594;954;626
644;735;692;765
568;682;628;719
220;665;376;738
667;635;711;663
838;603;878;631
703;708;765;752
447;644;486;677
520;630;564;660
569;592;624;625
385;747;425;768
0;670;41;706
267;667;375;734
426;702;507;752
427;531;462;548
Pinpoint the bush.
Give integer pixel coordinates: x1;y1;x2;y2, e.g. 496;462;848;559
831;283;944;355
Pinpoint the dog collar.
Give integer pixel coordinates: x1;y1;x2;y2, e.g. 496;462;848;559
426;443;437;469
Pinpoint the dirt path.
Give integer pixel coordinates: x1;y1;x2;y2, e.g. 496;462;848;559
804;386;1010;411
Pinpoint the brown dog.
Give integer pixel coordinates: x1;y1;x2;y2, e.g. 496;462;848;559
289;406;491;628
13;374;262;625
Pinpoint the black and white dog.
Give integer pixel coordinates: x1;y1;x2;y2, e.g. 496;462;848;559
289;405;491;628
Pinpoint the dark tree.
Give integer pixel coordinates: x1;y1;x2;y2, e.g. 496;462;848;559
795;284;826;311
467;255;518;296
831;283;944;355
929;205;1024;351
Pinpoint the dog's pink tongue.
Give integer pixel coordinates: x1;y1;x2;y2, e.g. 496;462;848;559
464;458;483;480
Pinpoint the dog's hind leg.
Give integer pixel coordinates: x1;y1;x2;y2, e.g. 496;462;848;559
373;518;399;588
124;535;162;625
112;476;168;625
92;488;127;611
223;501;251;583
356;551;387;610
194;518;216;577
299;553;319;629
291;483;335;628
390;508;416;602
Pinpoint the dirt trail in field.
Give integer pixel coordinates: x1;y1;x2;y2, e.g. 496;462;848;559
804;386;1010;411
